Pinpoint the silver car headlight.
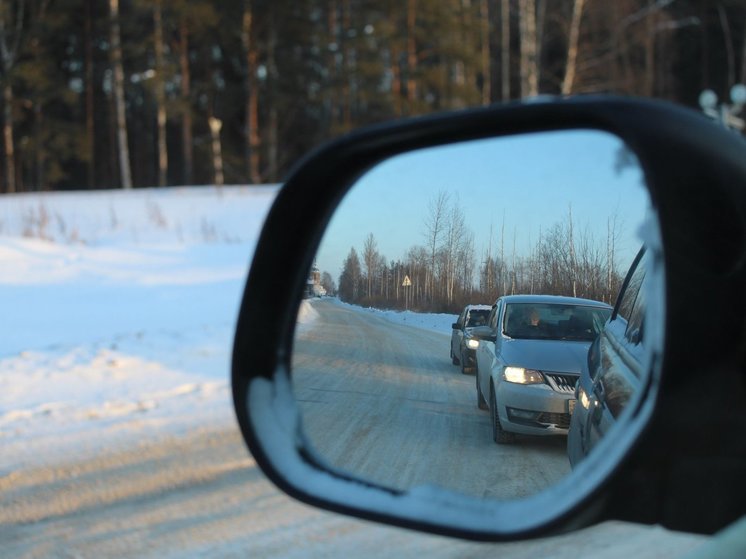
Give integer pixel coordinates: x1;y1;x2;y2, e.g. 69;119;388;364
503;366;545;385
466;338;479;349
578;386;591;409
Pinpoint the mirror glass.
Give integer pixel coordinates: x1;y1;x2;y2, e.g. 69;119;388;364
291;130;654;500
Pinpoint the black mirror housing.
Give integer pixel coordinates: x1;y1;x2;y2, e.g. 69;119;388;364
233;97;746;540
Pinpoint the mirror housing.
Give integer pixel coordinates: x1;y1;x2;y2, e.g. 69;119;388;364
233;97;746;540
470;325;496;342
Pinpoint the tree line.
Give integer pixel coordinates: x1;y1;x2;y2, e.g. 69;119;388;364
0;1;743;193
335;192;624;313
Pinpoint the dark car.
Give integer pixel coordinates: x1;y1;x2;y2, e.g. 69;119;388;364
568;248;649;467
450;304;491;374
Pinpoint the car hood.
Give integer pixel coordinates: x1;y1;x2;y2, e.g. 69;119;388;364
500;338;591;373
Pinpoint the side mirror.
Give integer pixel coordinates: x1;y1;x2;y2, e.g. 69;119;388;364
451;322;459;329
233;97;746;540
470;325;495;341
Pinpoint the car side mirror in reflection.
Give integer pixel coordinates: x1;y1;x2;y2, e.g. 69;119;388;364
470;325;495;341
233;97;746;540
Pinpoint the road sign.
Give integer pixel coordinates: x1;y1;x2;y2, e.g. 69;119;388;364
402;275;411;287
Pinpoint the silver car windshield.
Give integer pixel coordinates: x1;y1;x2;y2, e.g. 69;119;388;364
502;303;611;341
466;310;490;327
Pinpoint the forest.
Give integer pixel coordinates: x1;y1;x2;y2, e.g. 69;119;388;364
333;192;626;313
0;0;744;193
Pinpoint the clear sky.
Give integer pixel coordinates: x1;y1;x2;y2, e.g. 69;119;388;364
315;129;652;282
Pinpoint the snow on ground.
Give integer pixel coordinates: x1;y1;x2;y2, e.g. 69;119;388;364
0;186;276;472
0;185;454;473
332;298;457;336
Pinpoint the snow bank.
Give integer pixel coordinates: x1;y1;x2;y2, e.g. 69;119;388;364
333;299;456;336
0;185;277;471
296;299;321;332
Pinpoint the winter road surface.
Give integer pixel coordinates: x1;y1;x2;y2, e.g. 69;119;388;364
293;298;570;499
0;425;707;558
1;299;707;557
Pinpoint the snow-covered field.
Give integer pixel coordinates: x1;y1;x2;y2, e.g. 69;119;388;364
0;186;277;472
0;186;457;473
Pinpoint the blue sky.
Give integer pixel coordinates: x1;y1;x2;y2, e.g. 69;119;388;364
315;129;651;281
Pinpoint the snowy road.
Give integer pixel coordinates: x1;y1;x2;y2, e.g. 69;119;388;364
0;424;707;558
294;299;569;499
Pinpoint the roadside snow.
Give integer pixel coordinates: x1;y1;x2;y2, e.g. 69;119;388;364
296;299;321;334
333;298;456;336
0;186;276;471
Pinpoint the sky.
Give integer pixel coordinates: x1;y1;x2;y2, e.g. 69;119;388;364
315;129;652;280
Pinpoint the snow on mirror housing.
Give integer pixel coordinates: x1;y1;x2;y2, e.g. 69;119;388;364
233;98;746;540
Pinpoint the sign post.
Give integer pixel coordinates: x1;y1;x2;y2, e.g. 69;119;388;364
402;275;412;310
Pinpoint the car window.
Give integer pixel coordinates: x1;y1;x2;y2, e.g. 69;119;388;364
466;309;490;327
625;272;647;345
502;302;610;341
616;251;648;322
489;303;500;330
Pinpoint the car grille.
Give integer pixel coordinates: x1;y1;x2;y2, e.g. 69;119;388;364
536;412;571;429
545;372;579;393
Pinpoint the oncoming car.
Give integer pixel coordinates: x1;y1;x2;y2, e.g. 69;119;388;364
450;304;491;374
475;295;612;444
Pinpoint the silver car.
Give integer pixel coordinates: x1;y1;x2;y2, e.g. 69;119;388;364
475;295;612;444
450;304;492;374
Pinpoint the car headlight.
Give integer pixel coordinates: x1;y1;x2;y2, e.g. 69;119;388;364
578;387;591;410
503;366;545;384
466;338;479;349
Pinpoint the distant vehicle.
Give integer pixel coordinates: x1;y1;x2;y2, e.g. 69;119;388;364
450;304;492;374
475;294;612;444
568;249;648;467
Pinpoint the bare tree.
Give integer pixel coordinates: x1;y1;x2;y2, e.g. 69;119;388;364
406;0;418;110
518;0;538;97
242;0;261;183
562;0;586;95
177;16;193;185
84;0;95;188
0;0;26;192
321;271;336;296
266;5;279;181
480;0;491;104
442;198;468;304
363;233;380;299
423;191;449;303
500;212;506;294
153;0;168;187
109;0;132;189
501;0;510;101
568;204;577;297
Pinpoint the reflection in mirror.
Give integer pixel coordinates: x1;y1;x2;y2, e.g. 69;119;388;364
292;130;654;500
